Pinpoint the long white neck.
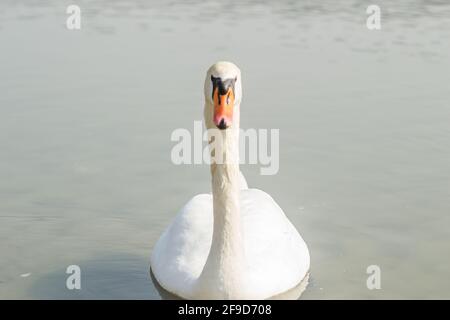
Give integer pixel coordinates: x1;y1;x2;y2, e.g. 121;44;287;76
196;102;245;299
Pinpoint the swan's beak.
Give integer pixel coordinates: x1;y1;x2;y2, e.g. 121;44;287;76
213;86;235;130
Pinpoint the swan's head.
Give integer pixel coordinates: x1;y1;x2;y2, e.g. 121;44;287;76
204;61;242;130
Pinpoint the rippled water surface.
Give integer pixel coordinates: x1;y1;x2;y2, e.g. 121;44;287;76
0;0;449;299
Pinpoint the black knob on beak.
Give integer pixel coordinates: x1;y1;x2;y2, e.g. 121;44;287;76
217;118;227;130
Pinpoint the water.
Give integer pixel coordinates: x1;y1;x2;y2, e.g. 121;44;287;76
0;0;449;299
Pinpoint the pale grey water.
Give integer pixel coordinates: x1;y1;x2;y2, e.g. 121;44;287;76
0;0;449;299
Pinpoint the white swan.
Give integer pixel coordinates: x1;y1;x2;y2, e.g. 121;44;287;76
151;61;310;299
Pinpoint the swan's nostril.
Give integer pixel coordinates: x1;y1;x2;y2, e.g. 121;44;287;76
217;118;227;130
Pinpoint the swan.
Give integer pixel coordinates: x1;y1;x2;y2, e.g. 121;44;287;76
150;61;310;299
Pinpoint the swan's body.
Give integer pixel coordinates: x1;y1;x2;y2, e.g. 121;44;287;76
151;189;309;299
151;62;310;299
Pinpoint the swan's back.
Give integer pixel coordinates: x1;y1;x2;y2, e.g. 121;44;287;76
150;189;310;299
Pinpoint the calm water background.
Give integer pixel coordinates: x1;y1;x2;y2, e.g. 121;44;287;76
0;0;449;299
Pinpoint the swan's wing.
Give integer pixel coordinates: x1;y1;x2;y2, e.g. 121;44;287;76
241;189;310;298
150;194;213;298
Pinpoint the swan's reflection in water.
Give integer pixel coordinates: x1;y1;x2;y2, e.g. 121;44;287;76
150;269;180;300
269;273;310;300
150;268;310;300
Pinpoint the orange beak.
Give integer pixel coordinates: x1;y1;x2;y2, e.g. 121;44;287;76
213;87;235;130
